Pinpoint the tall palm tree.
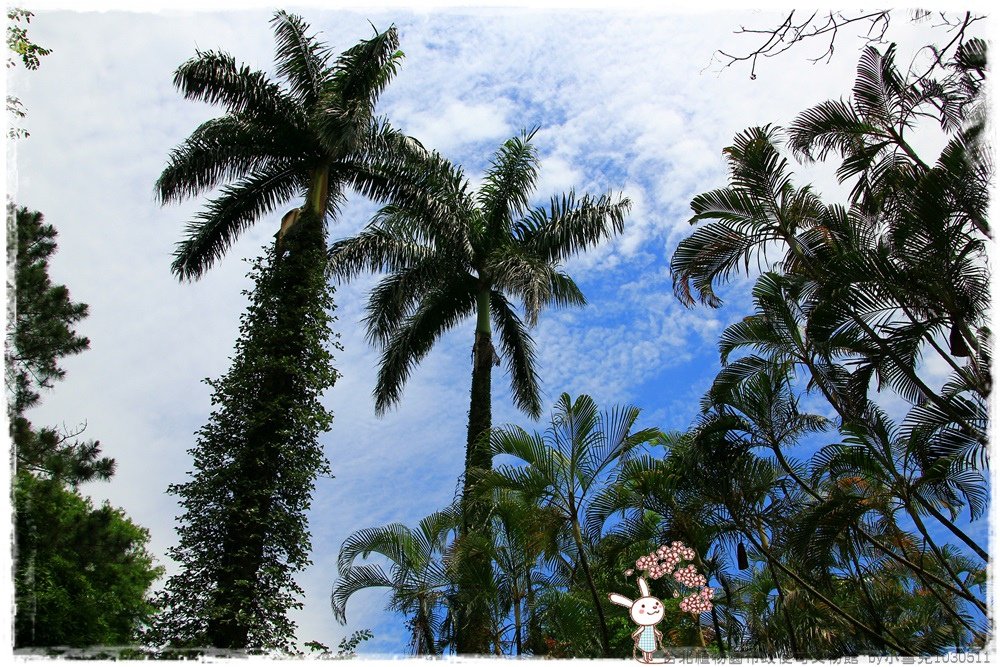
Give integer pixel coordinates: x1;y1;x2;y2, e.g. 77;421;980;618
327;131;630;652
478;393;660;656
155;12;418;649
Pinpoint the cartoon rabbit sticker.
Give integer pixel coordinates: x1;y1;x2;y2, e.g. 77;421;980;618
609;576;664;663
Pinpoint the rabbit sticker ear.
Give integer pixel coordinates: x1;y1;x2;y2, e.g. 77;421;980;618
608;593;633;608
637;577;650;597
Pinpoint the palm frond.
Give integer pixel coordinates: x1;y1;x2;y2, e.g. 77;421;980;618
362;253;464;346
788;98;874;163
490;252;585;326
331;563;394;623
327;225;433;281
156;115;309;204
328;25;402;112
373;275;478;414
490;291;543;419
338;523;421;573
271;10;332;107
519;191;630;264
171;164;302;280
172;49;303;125
477;129;540;238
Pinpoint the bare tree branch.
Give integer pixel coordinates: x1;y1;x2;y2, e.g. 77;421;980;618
707;9;983;80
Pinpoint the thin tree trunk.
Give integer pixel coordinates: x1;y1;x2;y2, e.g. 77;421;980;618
768;438;984;612
737;520;907;654
513;589;523;656
844;536;913;653
717;573;736;653
757;528;800;659
709;603;726;657
571;518;611;657
690;551;725;657
912;493;988;563
526;572;546;655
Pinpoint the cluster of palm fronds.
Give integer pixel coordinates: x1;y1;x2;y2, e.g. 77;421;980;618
331;40;989;658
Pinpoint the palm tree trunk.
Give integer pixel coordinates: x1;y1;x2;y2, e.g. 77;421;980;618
462;288;495;531
513;590;523;656
694;616;706;649
904;498;985;602
456;288;495;655
844;536;913;653
690;551;725;656
709;604;726;657
570;517;612;657
912;494;988;563
207;207;328;649
757;528;800;658
525;572;546;655
717;573;736;653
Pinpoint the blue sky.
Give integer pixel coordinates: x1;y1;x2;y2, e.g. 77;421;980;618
5;2;993;656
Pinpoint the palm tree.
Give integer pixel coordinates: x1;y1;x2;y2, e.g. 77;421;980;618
478;393;660;656
157;11;418;280
332;507;460;655
668;44;990;625
703;273;987;628
670;43;990;455
327;131;630;652
155;12;418;649
676;415;916;655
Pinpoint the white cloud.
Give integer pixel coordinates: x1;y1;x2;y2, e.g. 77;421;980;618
393;98;512;156
534;153;582;199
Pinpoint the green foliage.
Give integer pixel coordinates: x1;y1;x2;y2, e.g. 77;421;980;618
146;239;339;652
157;10;417;281
301;629;374;659
663;35;990;657
6;205;113;484
13;471;163;648
7;8;50;137
333;506;458;655
154;10;420;651
6;205;157;652
328;132;630;420
480;393;661;656
337;629;375;657
6;205;88;414
7;9;50;70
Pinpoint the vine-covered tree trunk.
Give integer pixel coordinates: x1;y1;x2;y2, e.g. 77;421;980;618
208;211;331;650
154;209;338;652
456;290;495;654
